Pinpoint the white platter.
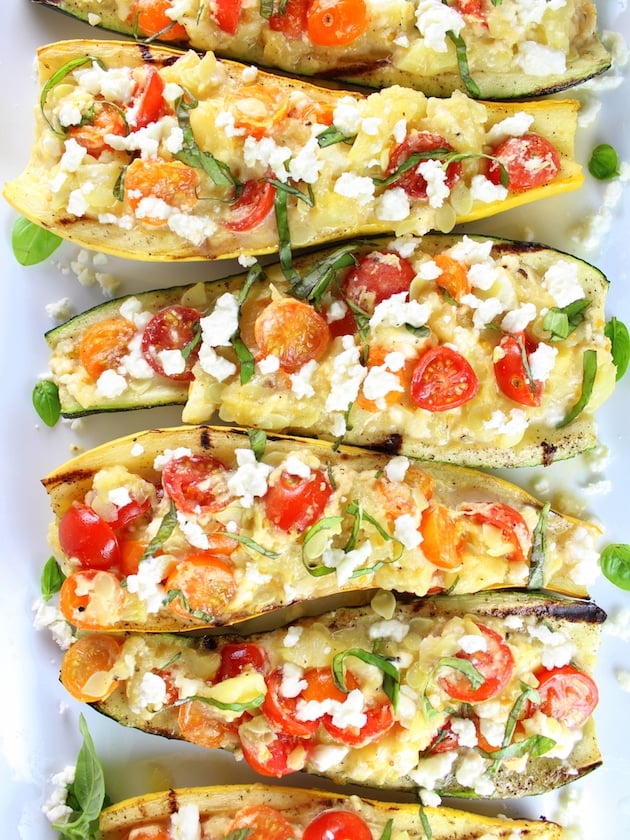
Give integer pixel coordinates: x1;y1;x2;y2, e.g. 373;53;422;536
1;1;630;835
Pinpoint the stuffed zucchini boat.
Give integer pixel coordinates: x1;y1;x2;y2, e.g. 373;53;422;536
42;426;603;633
3;41;584;262
98;783;563;839
32;0;611;101
45;234;616;468
62;591;605;796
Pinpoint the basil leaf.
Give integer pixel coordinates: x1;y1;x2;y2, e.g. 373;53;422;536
41;556;66;601
378;819;394;840
139;501;178;562
248;429;267;460
543;298;591;341
177;693;265;713
447;31;480;98
436;657;485;689
332;648;400;708
173;93;237;187
605;317;630;381
12;217;62;266
53;714;106;839
482;734;556;762
274;186;299;284
418;804;433;840
600;543;630;591
40;55;98;136
316;125;356;148
33;380;61;427
221;531;279;558
290;244;360;303
233;335;255;384
588;143;620;180
225;830;254;840
528;502;550;590
302;516;345;576
556;349;597;428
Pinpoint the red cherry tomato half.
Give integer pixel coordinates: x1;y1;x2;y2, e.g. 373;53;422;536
132;65;167;130
534;665;599;729
141;305;202;382
109;497;152;531
269;0;309;38
303;810;373;840
410;346;479;411
307;0;368;46
228;805;296;840
239;727;309;777
58;503;120;570
487;133;561;191
439;623;514;703
213;0;243;34
216;643;269;681
342;250;416;314
264;469;332;532
493;332;542;407
227;180;276;232
161;454;233;515
460;501;531;563
387;131;462;200
324;699;394;748
262;667;320;737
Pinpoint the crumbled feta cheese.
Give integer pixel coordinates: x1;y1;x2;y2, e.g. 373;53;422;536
375;187;411;221
528;342;558;383
322;540;372;586
200;293;239;347
483;409;528;438
370;293;430;329
334;172;375;205
129;671;168;714
257;354;281;374
243;135;291;181
33;600;75;650
280;662;307;698
309;744;350;772
96;368;127;398
415;0;465;52
177;512;211;550
130;442;145;457
283;626;303;647
460;293;504;329
368;618;410;643
418;789;442;808
45;297;75;322
289;136;324;184
487;113;535;144
450;717;478;748
542;261;584;307
528;623;574;668
459;634;487;654
227;448;273;508
125;555;170;613
455;752;495;796
170;803;202;840
198;345;238;381
393;514;422;550
564;526;600;586
325;336;366;412
332;97;362;135
158;348;186;376
290;359;318;398
500;302;537;334
42;765;75;826
516;42;566;75
384;455;410;483
410;751;456;789
417;160;450;208
282;455;311;478
469;174;508;204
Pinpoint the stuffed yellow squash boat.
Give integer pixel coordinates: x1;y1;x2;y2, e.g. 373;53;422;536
42;426;603;633
32;0;611;100
44;234;617;468
4;41;584;261
97;783;564;839
60;591;605;796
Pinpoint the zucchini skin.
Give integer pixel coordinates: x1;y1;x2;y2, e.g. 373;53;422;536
4;41;584;263
98;783;563;839
89;591;604;797
32;0;610;100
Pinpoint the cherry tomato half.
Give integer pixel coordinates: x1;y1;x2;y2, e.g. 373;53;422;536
486;133;561;192
228;805;296;840
161;454;234;516
132;65;167;130
534;665;599;729
493;332;542;407
433;254;471;302
60;634;122;702
254;298;331;372
342;250;416;314
141;305;202;382
164;553;237;619
387;131;462;200
262;667;321;737
420;503;464;571
264;469;332;532
213;0;243;34
410;346;479;411
307;0;368;46
68;101;127;158
128;0;188;40
125;159;199;224
79;318;136;382
128;824;171;840
460;501;531;563
239;726;309;777
59;569;126;629
439;623;514;703
226;180;276;232
303;810;373;840
178;699;241;749
58;503;120;570
215;643;269;682
269;0;309;38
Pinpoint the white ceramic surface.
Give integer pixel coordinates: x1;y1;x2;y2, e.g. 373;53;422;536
1;1;630;836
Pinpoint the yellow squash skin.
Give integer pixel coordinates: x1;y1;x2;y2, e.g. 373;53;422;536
85;592;605;796
98;783;563;839
42;426;601;632
4;40;583;262
33;0;611;100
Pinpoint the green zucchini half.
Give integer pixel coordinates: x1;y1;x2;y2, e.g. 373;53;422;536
32;0;610;100
45;234;616;468
98;783;563;839
3;41;583;262
82;591;605;796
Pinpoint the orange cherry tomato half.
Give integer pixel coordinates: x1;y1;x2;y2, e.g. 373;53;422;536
303;810;373;840
460;501;531;563
534;665;599;729
307;0;368;46
387;130;461;200
254;298;331;372
264;468;332;532
420;503;464;571
60;634;122;702
433;254;471;301
342;250;416;314
128;0;188;40
58;502;121;570
128;825;171;840
140;305;202;382
439;623;514;703
161;454;233;515
68;101;127;158
79;318;136;382
493;332;542;407
231;84;290;137
213;0;243;34
410;346;479;411
178;699;241;749
164;553;237;620
228;805;296;840
226;180;276;232
59;569;126;629
119;539;149;576
124;159;199;224
486;133;561;191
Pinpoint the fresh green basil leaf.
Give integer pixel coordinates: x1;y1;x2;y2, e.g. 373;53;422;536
600;543;630;591
233;335;255;384
605;317;630;381
225;830;254;840
436;656;485;689
41;556;66;601
33;380;61;427
40;55;98;136
316;125;356;148
248;429;267;460
377;819;394;840
446;31;480;98
418;804;433;840
543;298;591;341
223;531;279;558
528;503;550;590
274;186;298;284
173;92;237;187
332;648;400;709
588;143;620;180
290;244;359;303
12;217;62;266
178;693;265;713
139;501;178;562
482;734;556;762
556;349;597;428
